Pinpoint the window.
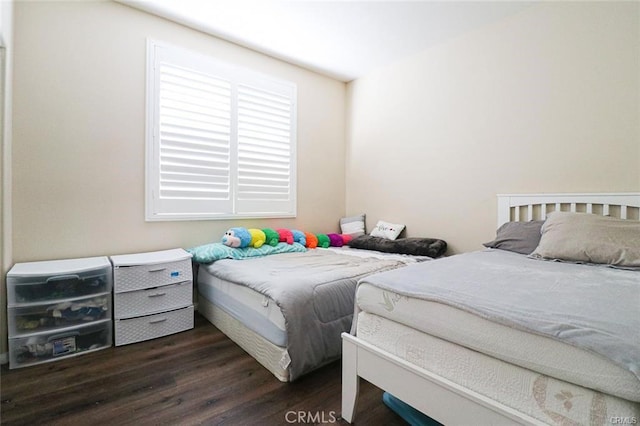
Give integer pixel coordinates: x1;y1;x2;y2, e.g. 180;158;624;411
146;40;297;221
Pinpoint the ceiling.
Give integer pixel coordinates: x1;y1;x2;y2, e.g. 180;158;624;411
119;0;534;82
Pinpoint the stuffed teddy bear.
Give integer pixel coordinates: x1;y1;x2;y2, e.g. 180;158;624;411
262;228;280;246
248;228;266;248
222;227;252;248
327;233;344;247
291;229;306;246
304;232;318;249
316;233;330;248
277;228;294;244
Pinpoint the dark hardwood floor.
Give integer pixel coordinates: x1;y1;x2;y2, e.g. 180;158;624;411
1;313;405;425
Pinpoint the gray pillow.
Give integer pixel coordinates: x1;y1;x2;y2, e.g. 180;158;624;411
348;235;447;258
530;212;640;267
340;214;366;237
483;221;544;255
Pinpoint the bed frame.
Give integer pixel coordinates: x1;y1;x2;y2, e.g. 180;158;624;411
341;192;640;425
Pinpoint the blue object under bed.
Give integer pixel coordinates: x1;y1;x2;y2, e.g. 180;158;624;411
382;392;442;426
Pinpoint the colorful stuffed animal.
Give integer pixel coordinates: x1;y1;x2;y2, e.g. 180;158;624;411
328;233;344;247
277;228;294;244
248;228;266;248
262;228;280;246
222;227;251;248
340;234;353;245
316;233;330;248
291;229;306;246
304;232;318;249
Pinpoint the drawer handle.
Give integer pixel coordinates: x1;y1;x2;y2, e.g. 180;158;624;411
149;318;167;324
148;292;167;298
148;267;167;273
46;274;80;283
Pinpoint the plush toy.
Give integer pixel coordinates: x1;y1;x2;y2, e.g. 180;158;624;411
248;228;266;248
316;233;330;248
340;234;353;245
291;229;306;246
328;233;344;247
304;232;318;249
222;227;252;248
262;228;280;246
277;228;294;244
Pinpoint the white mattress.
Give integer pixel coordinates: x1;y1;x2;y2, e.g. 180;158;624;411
356;282;640;402
198;268;287;346
356;312;640;424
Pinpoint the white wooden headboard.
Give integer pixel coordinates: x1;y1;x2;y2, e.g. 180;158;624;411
497;193;640;227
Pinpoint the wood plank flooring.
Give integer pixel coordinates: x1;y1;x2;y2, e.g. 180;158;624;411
0;313;405;425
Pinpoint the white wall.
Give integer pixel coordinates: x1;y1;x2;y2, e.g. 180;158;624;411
12;1;346;263
0;0;13;363
346;1;640;253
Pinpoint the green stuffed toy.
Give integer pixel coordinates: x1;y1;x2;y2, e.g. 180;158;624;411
316;233;330;248
262;228;280;246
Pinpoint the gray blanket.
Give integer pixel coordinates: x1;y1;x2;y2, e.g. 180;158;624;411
204;250;407;380
357;249;640;381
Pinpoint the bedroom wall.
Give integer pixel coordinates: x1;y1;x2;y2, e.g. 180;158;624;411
12;1;346;263
345;1;640;254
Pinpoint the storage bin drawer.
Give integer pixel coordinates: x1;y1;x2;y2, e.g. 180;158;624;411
113;259;192;293
8;294;111;336
115;306;194;346
9;320;112;369
114;281;192;319
7;257;112;304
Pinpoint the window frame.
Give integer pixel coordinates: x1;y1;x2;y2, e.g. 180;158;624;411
145;39;297;222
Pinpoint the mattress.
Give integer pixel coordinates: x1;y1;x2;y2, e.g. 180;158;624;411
355;249;640;402
356;312;640;425
356;282;640;402
198;269;287;347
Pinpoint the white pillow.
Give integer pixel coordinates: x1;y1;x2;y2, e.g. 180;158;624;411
340;214;366;237
370;220;405;240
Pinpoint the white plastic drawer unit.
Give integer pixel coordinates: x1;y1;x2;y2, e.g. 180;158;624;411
7;257;112;304
6;256;113;368
10;320;112;368
111;248;194;346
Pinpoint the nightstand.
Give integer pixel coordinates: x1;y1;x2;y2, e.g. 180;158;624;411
110;248;193;346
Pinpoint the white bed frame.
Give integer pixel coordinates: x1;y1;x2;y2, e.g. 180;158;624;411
341;192;640;425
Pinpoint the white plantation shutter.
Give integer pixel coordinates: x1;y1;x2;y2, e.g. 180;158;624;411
236;84;294;214
146;40;296;220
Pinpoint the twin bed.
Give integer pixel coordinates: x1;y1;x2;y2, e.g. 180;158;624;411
196;244;443;381
342;193;640;425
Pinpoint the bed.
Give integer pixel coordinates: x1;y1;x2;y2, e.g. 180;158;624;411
342;193;640;425
195;239;446;382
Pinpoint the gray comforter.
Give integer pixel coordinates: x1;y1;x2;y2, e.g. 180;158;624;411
356;249;640;381
204;249;407;380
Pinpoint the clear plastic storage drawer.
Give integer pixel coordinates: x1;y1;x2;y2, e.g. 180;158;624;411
8;294;112;335
9;320;112;368
7;257;112;304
